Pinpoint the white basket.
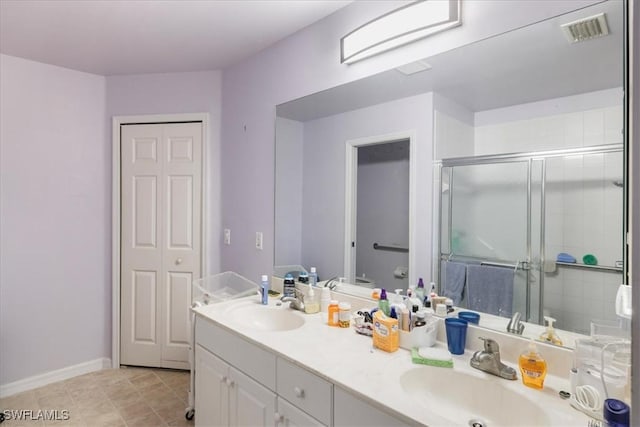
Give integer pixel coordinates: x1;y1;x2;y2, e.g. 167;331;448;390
192;271;257;305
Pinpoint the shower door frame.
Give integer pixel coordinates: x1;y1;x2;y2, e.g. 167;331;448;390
434;143;624;325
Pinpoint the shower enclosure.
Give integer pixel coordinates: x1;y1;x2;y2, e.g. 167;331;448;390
436;144;624;334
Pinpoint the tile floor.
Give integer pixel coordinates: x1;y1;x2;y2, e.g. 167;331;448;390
0;367;193;427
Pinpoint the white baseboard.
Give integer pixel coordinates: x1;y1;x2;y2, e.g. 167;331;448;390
0;357;112;398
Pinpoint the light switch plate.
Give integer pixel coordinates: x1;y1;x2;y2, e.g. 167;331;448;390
224;229;231;245
255;232;263;250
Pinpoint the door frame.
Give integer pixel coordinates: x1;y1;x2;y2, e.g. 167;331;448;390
111;113;210;368
343;130;417;287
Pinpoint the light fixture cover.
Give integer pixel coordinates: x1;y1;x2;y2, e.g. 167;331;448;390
341;0;461;64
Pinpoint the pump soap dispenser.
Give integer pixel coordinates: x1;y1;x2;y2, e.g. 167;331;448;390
539;316;563;346
519;339;547;389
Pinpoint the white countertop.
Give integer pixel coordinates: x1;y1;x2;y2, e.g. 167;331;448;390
194;295;590;427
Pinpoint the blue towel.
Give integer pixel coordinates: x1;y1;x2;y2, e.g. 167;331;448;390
441;261;467;306
466;265;514;318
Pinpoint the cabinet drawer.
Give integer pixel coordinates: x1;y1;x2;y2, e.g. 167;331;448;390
196;316;276;390
276;358;332;425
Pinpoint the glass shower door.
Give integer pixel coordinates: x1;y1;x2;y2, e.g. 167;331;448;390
440;159;542;321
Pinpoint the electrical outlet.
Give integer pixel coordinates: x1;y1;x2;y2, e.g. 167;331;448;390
224;229;231;245
255;232;263;250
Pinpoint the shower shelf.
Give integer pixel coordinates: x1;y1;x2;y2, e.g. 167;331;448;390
555;261;622;273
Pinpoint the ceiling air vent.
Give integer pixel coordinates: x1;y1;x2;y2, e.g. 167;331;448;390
561;13;609;43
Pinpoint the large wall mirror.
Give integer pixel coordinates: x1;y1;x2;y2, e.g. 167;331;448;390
274;1;627;347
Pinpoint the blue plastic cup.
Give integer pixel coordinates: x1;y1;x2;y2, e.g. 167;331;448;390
458;311;480;324
445;318;468;355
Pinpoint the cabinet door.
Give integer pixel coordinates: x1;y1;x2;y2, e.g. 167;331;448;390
334;386;409;427
195;345;229;427
276;397;326;427
229;367;277;427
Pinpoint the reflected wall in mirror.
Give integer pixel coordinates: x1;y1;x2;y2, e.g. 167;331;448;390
274;1;625;344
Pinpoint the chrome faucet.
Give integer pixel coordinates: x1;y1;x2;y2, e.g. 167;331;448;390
281;292;305;311
470;337;517;380
506;312;525;335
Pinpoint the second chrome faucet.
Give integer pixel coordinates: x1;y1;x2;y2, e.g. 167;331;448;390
470;337;518;380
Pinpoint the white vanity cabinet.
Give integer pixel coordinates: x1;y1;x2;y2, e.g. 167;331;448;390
194;344;276;427
195;317;330;427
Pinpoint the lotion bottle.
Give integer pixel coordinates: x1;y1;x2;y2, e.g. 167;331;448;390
260;275;269;305
519;339;547;389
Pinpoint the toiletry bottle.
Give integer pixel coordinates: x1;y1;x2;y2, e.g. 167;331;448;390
328;300;339;326
413;311;426;328
283;273;296;298
378;289;391;316
260;275;269;305
304;283;320;314
415;278;425;306
309;267;318;287
400;307;410;332
298;271;309;284
445;298;454;314
393;289;404;306
320;286;331;312
539;316;563;346
338;302;351;328
519;339;547;389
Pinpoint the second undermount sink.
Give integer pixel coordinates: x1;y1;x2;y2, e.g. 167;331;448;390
400;366;551;427
224;300;305;332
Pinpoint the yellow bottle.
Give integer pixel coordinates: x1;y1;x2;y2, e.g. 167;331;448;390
519;339;547;389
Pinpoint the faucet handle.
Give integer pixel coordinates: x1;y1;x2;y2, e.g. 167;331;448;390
478;337;500;353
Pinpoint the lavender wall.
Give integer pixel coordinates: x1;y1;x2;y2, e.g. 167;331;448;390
0;54;108;384
106;71;223;276
220;0;601;283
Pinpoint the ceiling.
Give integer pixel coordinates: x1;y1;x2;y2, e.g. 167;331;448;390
0;0;351;76
277;0;623;119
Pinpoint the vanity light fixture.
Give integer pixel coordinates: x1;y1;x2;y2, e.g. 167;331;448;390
341;0;461;64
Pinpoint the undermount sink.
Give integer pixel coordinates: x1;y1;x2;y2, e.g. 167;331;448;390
400;367;551;427
225;300;305;331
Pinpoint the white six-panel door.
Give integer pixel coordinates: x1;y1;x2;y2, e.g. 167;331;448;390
120;122;202;369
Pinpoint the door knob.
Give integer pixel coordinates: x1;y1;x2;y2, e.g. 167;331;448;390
176;258;183;265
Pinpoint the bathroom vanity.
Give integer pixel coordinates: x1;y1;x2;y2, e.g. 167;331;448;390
193;295;589;427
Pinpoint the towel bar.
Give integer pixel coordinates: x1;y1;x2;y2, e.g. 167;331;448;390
373;243;409;253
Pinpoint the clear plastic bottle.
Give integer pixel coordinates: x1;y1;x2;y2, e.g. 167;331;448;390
309;267;318;287
304;283;320;314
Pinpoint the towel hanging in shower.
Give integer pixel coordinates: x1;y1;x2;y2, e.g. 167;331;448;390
441;261;467;306
466;264;514;317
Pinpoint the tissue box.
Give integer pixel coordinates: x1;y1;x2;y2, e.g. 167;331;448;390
372;311;399;352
